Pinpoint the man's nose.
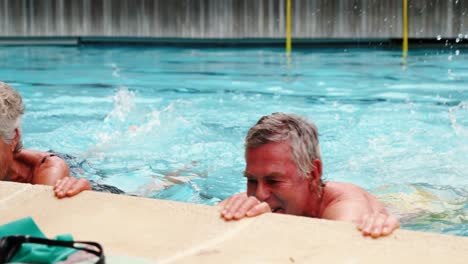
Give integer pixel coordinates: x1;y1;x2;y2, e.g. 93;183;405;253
255;181;270;201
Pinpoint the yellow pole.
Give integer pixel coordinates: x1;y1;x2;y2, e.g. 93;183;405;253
403;0;408;58
286;0;292;54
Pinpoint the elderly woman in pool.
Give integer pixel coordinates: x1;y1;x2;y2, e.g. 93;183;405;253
0;81;90;198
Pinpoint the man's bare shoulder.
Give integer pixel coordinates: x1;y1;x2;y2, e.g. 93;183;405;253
320;182;370;212
324;181;368;200
320;181;385;219
320;182;399;236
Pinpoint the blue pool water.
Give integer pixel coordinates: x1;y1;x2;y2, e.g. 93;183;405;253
0;46;466;236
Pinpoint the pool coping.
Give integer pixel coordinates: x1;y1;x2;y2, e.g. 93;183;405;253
1;181;467;263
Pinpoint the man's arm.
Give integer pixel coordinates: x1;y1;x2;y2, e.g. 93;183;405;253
321;186;400;238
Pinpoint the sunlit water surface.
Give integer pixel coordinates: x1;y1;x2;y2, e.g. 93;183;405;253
0;46;466;236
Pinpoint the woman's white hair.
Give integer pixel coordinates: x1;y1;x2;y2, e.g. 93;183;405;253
245;113;322;180
0;82;24;153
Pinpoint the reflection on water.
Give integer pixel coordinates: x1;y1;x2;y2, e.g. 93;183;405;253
374;183;468;236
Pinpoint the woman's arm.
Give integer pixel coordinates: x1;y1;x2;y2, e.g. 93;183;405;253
18;149;92;198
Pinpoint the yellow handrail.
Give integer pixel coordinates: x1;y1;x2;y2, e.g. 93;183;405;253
403;0;408;58
286;0;292;54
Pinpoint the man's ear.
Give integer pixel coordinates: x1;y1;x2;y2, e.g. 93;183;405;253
11;128;20;152
308;159;322;189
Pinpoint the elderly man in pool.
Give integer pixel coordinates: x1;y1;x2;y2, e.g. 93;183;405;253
219;113;400;238
0;81;91;198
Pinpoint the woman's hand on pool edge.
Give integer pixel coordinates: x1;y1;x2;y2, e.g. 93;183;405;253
54;177;92;198
219;193;271;221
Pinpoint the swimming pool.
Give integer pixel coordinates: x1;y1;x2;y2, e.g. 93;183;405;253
0;46;466;236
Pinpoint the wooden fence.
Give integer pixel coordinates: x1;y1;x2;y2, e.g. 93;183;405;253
0;0;467;40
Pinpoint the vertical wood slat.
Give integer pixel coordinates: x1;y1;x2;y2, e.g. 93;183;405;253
268;0;274;38
0;0;467;39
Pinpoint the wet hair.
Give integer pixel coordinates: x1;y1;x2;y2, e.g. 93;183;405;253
245;113;322;180
0;82;24;152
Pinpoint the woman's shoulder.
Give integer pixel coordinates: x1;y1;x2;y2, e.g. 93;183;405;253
14;149;49;166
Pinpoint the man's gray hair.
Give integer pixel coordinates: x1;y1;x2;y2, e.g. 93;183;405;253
0;82;24;152
245;113;321;179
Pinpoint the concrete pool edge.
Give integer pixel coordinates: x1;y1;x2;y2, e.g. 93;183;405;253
1;181;467;263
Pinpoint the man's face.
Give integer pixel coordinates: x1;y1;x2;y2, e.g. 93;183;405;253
0;138;13;180
245;141;314;216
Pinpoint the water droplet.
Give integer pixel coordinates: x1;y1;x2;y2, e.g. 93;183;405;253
456;38;460;43
458;33;463;38
437;35;442;40
455;50;460;56
448;55;453;61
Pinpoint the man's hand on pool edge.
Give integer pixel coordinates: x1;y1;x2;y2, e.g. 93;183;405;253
357;212;400;238
219;193;271;220
218;192;400;239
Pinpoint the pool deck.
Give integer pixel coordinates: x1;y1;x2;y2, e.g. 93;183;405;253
1;181;467;263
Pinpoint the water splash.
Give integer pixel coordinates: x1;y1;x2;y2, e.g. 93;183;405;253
104;87;135;123
448;102;468;136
